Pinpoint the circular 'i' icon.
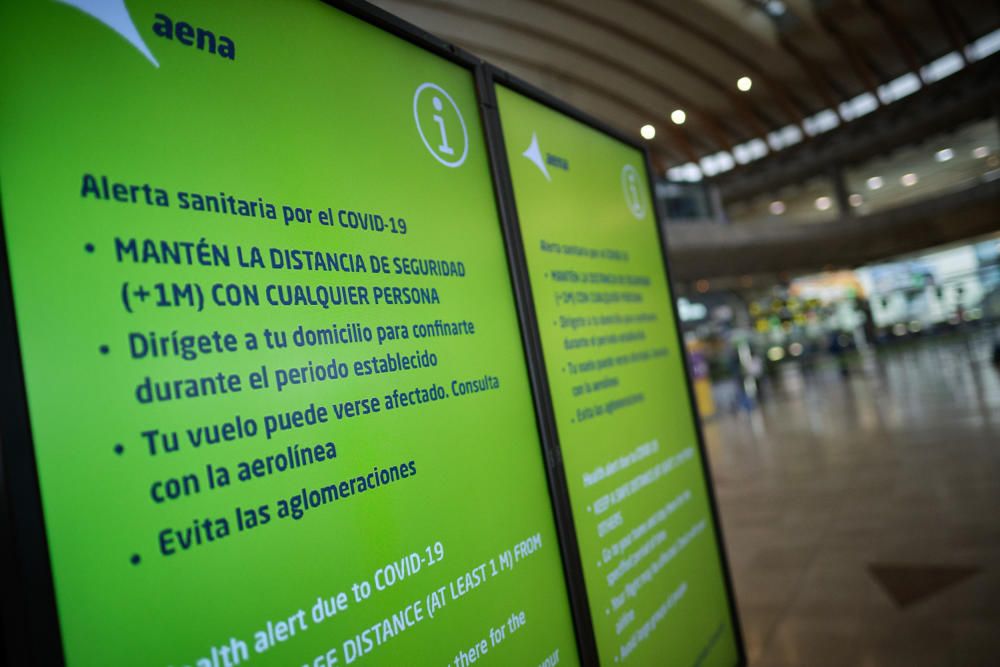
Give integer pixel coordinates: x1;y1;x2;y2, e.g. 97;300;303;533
621;164;646;219
413;82;468;168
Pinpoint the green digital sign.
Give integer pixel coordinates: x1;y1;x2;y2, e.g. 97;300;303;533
0;2;581;665
496;84;740;666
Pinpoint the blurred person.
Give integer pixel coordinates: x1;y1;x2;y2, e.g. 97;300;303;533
857;296;878;346
828;332;851;377
725;348;755;413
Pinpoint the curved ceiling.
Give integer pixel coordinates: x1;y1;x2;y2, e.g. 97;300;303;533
371;0;1000;172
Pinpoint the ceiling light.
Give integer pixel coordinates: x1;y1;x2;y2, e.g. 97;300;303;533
737;76;752;92
670;109;686;125
867;176;883;190
934;148;954;162
640;124;656;140
765;1;786;17
972;145;990;159
769;200;786;215
814;196;832;211
900;172;918;186
848;193;863;207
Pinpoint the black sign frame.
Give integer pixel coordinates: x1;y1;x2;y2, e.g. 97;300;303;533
0;1;594;664
478;63;747;667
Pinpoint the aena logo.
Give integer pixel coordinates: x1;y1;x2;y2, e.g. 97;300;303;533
522;133;569;181
152;14;236;60
56;0;235;66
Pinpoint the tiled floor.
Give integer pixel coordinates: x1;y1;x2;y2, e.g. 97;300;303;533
703;329;1000;667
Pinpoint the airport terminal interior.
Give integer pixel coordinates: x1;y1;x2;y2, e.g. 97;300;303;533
372;0;1000;665
2;0;999;666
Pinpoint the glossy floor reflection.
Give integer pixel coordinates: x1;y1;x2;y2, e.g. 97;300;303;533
703;328;1000;667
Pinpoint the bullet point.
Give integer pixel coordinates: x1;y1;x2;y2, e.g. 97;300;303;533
606;608;610;615
587;505;592;512
130;554;141;565
84;243;95;253
114;444;124;455
99;345;109;355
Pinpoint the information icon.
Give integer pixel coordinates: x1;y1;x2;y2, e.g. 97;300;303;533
413;82;468;168
621;164;646;219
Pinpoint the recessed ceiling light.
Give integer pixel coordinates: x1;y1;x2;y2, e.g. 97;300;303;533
769;200;786;215
935;148;954;162
737;76;752;92
901;172;918;186
814;196;833;211
972;145;990;159
848;193;863;207
640;124;656;140
670;109;686;125
765;0;786;17
867;176;883;190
